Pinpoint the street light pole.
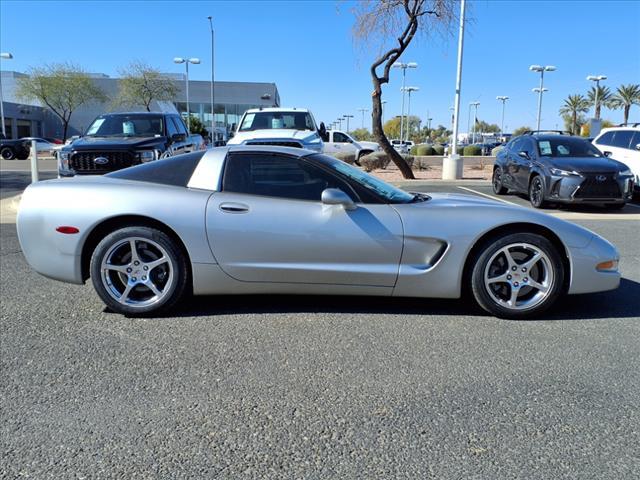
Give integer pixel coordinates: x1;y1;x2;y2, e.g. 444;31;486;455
587;74;607;119
401;86;419;142
207;16;215;142
470;101;480;143
174;57;201;133
393;62;417;143
0;52;13;137
529;65;556;131
496;96;509;140
357;108;368;129
343;114;354;134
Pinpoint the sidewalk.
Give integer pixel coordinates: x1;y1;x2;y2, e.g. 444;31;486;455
0;194;20;224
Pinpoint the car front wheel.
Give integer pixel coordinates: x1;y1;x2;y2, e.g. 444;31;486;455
529;175;547;209
471;233;565;319
492;167;508;194
90;226;188;316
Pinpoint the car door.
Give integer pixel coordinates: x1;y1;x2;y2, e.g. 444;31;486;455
323;131;338;154
515;137;536;189
170;116;190;155
205;152;404;286
503;137;523;189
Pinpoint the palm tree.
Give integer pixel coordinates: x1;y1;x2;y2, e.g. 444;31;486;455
610;84;640;124
559;94;590;134
587;85;613;119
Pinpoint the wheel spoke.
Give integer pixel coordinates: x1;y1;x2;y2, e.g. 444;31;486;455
129;239;141;264
507;285;521;307
144;279;162;296
103;262;130;274
523;252;542;271
487;272;510;285
528;279;549;293
500;247;517;269
145;256;168;271
119;283;134;304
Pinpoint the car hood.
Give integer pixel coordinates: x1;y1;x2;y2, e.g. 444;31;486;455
229;129;320;144
547;156;626;173
64;136;166;150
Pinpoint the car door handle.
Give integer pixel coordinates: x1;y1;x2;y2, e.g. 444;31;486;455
219;202;249;213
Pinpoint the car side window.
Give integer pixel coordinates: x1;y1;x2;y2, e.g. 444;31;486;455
509;137;523;153
611;130;634;150
519;138;535;157
222;153;358;202
596;131;614;146
630;131;640;150
166;117;179;137
333;132;350;143
173;116;188;136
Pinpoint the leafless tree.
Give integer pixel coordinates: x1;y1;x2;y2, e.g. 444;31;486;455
352;0;456;178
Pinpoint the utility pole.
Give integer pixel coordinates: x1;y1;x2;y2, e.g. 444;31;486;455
393;62;418;142
530;65;556;131
358;108;369;129
207;16;215;143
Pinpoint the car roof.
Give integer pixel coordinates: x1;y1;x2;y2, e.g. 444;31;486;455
245;107;310;114
599;125;640;133
99;112;171;116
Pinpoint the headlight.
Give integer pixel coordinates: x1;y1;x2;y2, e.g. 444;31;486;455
619;168;633;177
550;167;581;177
59;151;70;170
59;151;70;161
136;150;157;163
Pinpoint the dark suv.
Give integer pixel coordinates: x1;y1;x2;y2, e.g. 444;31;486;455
492;133;634;209
58;112;203;176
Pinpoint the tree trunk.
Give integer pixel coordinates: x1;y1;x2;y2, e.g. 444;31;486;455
572;111;577;135
62;120;69;143
371;74;415;179
624;105;630;124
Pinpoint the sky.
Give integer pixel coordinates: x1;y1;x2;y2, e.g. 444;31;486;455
1;0;639;133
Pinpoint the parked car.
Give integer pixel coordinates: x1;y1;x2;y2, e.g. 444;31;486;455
20;137;57;156
592;124;640;193
322;129;380;161
493;133;634;209
227;107;323;152
57;112;203;176
18;145;620;319
0;134;30;160
390;139;414;153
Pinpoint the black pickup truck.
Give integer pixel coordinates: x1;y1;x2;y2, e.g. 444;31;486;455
0;133;30;160
58;112;204;176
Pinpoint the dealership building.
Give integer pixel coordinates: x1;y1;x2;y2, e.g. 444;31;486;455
0;70;280;141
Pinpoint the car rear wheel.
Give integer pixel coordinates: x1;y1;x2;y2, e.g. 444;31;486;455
528;175;547;208
1;147;15;160
492;167;508;194
471;233;564;319
90;226;188;316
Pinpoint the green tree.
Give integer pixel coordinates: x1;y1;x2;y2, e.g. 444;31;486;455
353;0;457;179
610;84;640;124
350;128;371;141
474;119;500;134
587;85;613;120
115;61;178;112
16;62;107;141
559;94;590;134
512;126;531;137
186;115;209;138
383;116;420;140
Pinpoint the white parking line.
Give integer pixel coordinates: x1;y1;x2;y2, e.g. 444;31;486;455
457;186;521;206
625;202;640;209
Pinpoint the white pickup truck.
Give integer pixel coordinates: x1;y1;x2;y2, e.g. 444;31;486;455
322;130;380;161
227;107;324;152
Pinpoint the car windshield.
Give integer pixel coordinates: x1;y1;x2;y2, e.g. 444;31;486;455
311;154;414;204
239;111;316;131
536;137;604;157
85;115;164;137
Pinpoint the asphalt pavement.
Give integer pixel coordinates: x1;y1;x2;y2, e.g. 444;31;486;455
1;163;639;478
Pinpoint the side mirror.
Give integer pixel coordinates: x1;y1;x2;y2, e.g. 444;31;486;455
603;151;612;157
321;188;356;211
518;151;530;160
171;133;186;143
635;143;640;151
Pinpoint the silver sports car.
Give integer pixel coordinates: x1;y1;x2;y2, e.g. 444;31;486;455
17;146;620;318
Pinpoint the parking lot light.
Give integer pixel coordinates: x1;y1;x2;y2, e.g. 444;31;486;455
393;62;418;143
587;74;607;120
469;101;480;144
496;96;509;140
401;87;419;141
342;114;354;134
174;57;201;132
0;52;14;137
529;65;556;131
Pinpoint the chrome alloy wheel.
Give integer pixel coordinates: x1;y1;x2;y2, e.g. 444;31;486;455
100;237;174;308
483;242;554;311
530;177;544;207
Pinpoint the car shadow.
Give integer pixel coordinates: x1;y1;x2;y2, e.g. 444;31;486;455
511;192;639;214
139;277;640;321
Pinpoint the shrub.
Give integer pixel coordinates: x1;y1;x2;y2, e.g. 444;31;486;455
432;145;445;155
413;157;432;171
331;151;356;164
491;146;503;156
360;151;413;172
416;145;434;156
410;145;419;155
463;145;482;156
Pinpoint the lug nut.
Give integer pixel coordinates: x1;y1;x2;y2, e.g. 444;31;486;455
524;277;528;282
143;266;148;271
131;277;137;281
514;282;519;287
134;261;140;266
522;267;527;272
126;268;132;273
512;266;517;271
507;275;512;280
142;276;147;280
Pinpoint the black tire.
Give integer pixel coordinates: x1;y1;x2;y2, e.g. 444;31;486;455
528;175;547;209
90;226;188;316
471;232;565;319
604;202;625;210
492;167;508;194
1;147;15;160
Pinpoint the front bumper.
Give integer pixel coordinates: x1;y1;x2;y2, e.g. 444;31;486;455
567;234;620;295
546;173;634;204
